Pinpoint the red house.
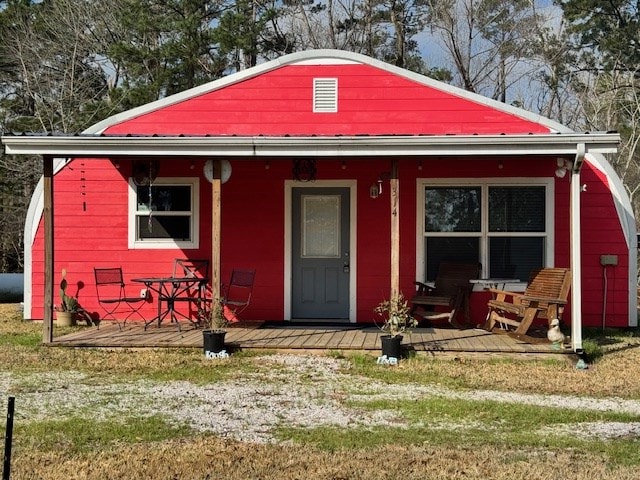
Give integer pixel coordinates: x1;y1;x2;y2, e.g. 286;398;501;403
2;49;632;352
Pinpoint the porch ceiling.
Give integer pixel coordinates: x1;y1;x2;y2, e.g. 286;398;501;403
1;132;620;157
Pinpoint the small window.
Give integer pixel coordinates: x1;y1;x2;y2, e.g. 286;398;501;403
128;177;199;249
313;78;338;112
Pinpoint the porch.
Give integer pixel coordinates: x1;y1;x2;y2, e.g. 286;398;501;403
49;322;571;359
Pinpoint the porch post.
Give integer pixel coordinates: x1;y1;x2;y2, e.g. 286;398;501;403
570;146;586;353
43;155;54;343
390;159;400;299
211;160;222;302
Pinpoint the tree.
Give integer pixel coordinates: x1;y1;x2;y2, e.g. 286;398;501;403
426;0;543;101
558;0;640;74
559;0;640;218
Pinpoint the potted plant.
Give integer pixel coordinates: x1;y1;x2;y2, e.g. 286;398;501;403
55;268;80;326
374;292;418;359
201;296;229;357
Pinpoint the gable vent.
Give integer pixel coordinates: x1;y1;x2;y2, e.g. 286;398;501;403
313;78;338;112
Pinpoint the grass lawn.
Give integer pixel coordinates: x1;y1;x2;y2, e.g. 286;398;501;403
1;304;640;479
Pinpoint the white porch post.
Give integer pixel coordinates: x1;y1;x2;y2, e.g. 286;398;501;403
570;145;586;352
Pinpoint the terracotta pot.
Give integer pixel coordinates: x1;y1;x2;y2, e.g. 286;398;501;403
56;311;75;327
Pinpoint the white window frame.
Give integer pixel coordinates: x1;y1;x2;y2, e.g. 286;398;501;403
128;177;200;249
416;177;554;288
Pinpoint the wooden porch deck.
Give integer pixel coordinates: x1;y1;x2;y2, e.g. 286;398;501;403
49;322;571;359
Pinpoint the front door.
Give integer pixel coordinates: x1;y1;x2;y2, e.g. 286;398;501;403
291;187;350;320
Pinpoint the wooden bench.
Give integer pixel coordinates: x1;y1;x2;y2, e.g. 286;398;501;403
484;267;571;335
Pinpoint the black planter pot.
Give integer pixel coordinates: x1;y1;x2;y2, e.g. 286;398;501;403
203;330;226;356
381;334;403;359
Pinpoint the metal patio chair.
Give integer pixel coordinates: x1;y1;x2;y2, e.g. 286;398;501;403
222;269;256;318
94;267;146;330
170;258;210;324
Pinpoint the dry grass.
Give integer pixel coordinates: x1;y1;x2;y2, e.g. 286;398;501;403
11;438;640;480
2;304;640;479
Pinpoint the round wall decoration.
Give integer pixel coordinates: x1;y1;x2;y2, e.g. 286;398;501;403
204;159;232;183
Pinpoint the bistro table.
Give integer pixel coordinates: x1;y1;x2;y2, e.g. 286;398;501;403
132;276;209;330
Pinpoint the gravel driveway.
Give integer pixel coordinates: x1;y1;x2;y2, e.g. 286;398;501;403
2;354;639;443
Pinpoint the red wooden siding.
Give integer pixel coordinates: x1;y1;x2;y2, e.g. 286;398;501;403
29;154;630;329
580;163;630;327
103;64;551;137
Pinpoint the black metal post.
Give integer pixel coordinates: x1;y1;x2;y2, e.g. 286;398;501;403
3;397;14;480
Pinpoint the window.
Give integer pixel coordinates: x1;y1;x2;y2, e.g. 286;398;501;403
420;179;553;282
128;177;199;249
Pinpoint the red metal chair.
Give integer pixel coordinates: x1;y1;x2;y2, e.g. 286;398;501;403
171;259;210;325
94;267;146;330
222;269;256;318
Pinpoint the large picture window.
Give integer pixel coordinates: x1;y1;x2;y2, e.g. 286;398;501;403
420;179;553;282
128;177;199;249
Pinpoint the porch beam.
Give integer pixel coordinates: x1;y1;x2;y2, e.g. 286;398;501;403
1;133;620;157
43;155;54;343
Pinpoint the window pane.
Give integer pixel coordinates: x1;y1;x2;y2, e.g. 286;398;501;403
137;216;191;240
425;237;480;281
302;195;340;258
489;186;545;232
137;185;191;212
425;187;481;232
489;237;543;281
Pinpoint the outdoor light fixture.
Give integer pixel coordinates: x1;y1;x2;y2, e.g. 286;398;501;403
370;181;381;199
555;157;573;178
370;174;388;199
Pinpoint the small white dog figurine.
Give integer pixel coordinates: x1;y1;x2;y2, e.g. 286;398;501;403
547;318;566;347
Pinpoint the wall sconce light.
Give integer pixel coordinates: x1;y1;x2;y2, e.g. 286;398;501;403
498;160;503;169
265;160;270;170
341;160;347;170
189;159;195;170
113;159;120;169
370;181;382;199
417;160;423;171
555;158;573;178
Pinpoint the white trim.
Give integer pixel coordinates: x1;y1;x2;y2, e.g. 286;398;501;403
2;133;620;157
570;171;583;351
284;180;357;322
127;177;200;249
415;177;554;291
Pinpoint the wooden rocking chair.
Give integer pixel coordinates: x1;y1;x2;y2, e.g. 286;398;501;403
411;261;481;328
484;267;571;335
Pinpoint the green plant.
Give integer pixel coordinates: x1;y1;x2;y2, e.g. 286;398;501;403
374;292;418;338
201;296;228;332
57;268;81;312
